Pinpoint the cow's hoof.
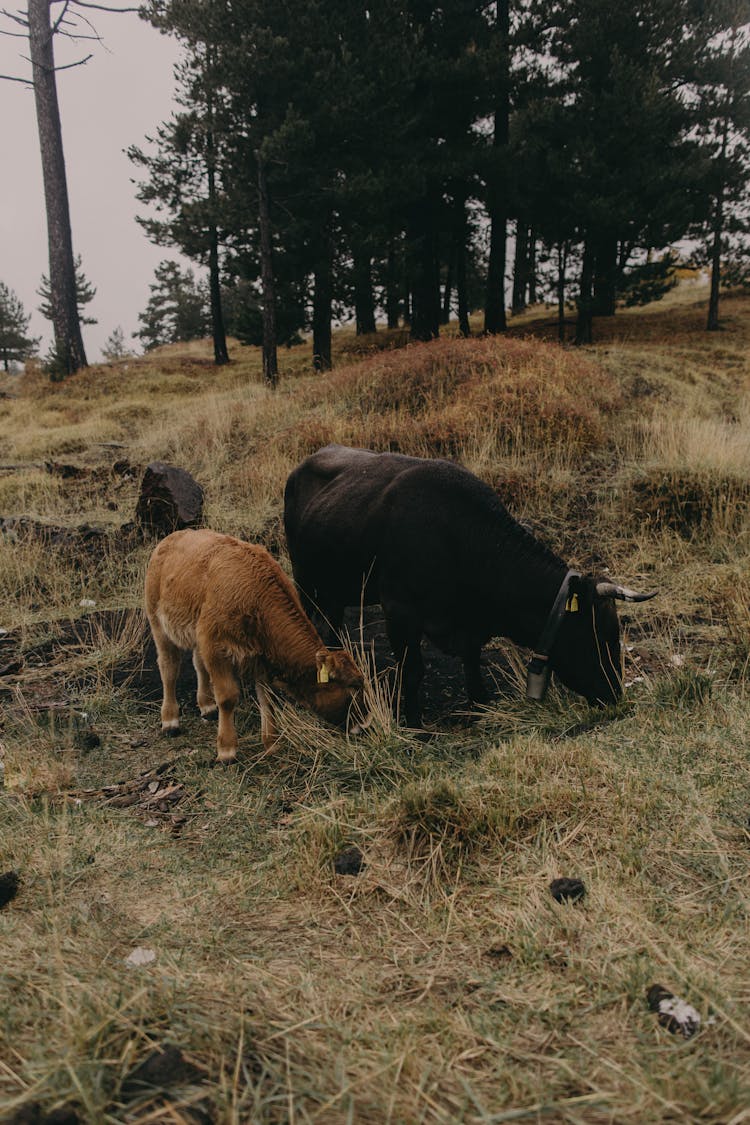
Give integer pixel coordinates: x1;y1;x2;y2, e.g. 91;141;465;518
161;725;181;738
200;708;218;723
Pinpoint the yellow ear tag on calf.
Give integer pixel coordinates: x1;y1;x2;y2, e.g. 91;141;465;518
566;593;579;613
317;663;330;684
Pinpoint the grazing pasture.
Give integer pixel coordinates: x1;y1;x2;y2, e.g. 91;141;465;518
1;288;749;1123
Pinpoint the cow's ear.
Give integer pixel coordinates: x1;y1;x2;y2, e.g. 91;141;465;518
567;574;594;611
565;574;582;611
316;650;331;683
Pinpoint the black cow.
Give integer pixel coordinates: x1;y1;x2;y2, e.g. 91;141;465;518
284;444;654;726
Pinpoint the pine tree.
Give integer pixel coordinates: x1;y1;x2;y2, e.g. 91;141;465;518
38;255;97;326
527;0;704;343
687;2;750;330
3;0;137;377
136;260;209;350
102;326;134;361
0;283;39;371
129;29;232;366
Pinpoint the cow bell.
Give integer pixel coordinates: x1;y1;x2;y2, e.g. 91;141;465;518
526;654;551;701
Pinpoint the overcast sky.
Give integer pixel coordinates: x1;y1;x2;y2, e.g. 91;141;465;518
1;7;184;361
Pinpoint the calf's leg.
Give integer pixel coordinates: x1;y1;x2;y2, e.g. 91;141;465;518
193;648;217;719
150;619;183;735
200;648;241;762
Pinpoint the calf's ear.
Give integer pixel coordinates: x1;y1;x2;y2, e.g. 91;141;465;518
316;650;332;683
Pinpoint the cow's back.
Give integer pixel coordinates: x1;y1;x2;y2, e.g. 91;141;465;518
145;529;218;649
284;445;549;644
284;445;414;609
147;529;309;655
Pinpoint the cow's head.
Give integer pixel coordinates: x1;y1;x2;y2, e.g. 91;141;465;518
548;576;655;705
314;649;371;734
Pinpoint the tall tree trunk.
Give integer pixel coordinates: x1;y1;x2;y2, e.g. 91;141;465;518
408;200;440;342
528;231;537;304
386;241;401;328
353;247;376;334
511;222;528;314
485;208;507;333
205;65;228;367
707;109;730;332
557;242;567;344
454;193;470;337
256;156;278;386
592;234;618;316
484;0;509;334
207;134;228;367
575;240;594;345
207;217;229;366
28;0;87;376
312;222;333;371
441;248;453;325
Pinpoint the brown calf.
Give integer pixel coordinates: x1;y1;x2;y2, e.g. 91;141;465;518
145;529;368;762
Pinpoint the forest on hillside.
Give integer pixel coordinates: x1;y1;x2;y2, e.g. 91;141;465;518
2;0;748;377
127;0;750;373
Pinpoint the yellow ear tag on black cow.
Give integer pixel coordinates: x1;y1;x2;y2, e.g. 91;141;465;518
317;663;330;684
566;593;579;613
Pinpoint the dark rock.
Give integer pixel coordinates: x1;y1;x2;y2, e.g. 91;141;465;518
121;1044;202;1100
135;462;204;537
0;870;20;908
333;845;365;876
549;877;586;904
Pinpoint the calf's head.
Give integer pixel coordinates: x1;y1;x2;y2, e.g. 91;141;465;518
314;649;371;734
549;577;655;706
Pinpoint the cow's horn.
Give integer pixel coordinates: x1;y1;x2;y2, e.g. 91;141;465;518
596;582;657;603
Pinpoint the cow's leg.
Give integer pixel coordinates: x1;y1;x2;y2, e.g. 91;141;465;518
384;605;425;728
463;647;490;706
150;619;182;736
193;648;217;720
200;647;240;762
255;678;280;751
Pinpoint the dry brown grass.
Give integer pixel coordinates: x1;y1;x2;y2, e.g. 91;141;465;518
1;283;750;1122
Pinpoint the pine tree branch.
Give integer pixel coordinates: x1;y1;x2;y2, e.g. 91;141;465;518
0;8;29;28
68;8;104;39
50;0;71;36
69;0;140;11
0;70;33;83
21;50;93;70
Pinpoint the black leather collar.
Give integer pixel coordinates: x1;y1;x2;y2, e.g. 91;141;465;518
526;568;581;700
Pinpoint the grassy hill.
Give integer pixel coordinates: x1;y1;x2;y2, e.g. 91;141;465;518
1;286;749;1123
